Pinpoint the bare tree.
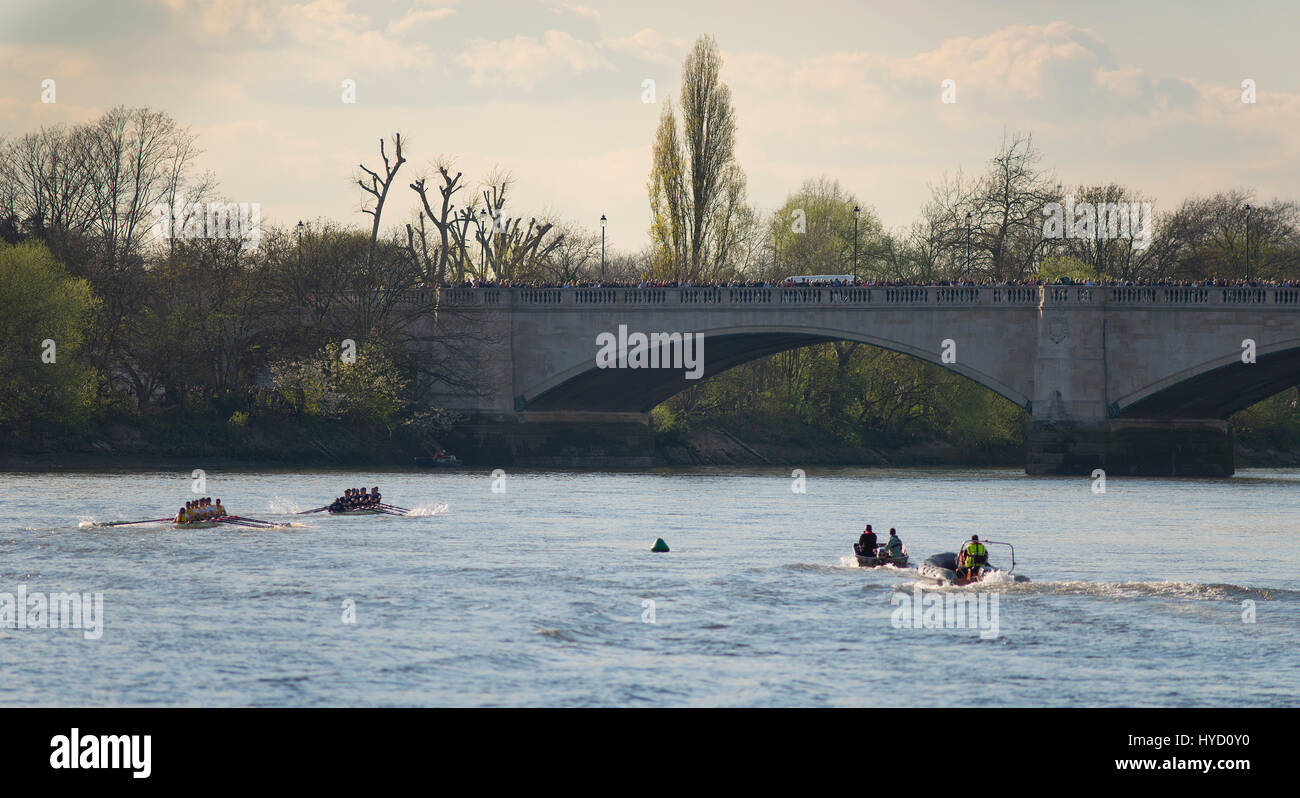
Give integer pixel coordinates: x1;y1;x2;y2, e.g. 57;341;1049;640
356;133;406;268
408;160;466;284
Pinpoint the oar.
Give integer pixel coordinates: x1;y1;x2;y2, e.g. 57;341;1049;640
378;503;409;513
212;518;263;529
99;517;171;527
220;515;284;528
296;505;331;515
214;517;285;529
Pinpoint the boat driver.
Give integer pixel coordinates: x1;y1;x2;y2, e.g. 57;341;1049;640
958;534;988;578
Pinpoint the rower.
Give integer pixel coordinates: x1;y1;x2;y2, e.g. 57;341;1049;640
372;486;381;505
214;498;225;517
858;525;878;557
958;534;988;579
175;506;187;523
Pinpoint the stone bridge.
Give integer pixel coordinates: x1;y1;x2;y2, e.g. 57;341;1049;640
410;284;1300;473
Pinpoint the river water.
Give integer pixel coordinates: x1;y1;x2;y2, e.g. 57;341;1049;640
1;466;1297;707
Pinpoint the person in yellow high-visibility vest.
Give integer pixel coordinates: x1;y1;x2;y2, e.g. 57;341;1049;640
958;534;988;580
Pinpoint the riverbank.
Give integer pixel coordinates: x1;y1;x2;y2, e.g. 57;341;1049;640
4;415;1296;471
0;412;447;471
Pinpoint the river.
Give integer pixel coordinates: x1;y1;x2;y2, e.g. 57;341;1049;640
1;466;1296;706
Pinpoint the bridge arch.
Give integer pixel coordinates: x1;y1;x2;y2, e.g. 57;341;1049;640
519;323;1032;413
1114;337;1300;419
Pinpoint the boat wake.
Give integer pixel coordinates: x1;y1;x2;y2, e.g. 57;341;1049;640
896;577;1298;601
406;502;449;517
837;556;911;571
268;496;303;515
1007;579;1299;602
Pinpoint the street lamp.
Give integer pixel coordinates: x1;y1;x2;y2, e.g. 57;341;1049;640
600;213;607;282
1245;203;1252;284
965;211;972;282
853;204;861;282
296;220;304;267
479;208;488;274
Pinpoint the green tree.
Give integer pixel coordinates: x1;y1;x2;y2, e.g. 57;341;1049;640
271;341;409;426
0;241;101;435
772;177;882;278
648;35;749;281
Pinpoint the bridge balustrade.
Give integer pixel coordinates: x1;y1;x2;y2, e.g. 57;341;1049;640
935;287;982;303
430;284;1300;309
827;288;872;303
778;288;822;304
680;287;724;304
519;288;562;305
623;289;666;304
726;287;772;303
992;287;1039;304
1111;287;1158;304
1222;288;1268;305
1162;287;1210;304
574;289;618;305
883;287;929;303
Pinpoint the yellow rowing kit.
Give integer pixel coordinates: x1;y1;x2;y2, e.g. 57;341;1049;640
175;504;226;523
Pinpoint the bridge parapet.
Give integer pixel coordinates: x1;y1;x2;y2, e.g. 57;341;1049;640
419;284;1300;309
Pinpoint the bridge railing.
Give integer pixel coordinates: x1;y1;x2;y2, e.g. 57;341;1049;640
418;285;1300;308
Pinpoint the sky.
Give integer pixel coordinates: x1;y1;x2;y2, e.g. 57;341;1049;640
2;0;1297;251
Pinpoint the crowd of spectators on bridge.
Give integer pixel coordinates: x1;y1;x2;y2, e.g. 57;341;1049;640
436;276;1299;290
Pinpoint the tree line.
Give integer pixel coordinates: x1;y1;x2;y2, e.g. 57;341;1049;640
2;35;1298;457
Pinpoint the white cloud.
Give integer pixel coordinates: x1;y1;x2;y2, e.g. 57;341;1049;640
598;28;688;65
458;30;612;88
388;4;457;36
555;3;599;21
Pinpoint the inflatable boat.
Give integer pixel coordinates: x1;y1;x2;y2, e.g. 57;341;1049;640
917;540;1029;585
853;543;909;568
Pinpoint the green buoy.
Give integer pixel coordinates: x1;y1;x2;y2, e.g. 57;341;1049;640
651;538;670;553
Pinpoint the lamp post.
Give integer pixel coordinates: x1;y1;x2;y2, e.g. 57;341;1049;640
965;211;972;282
296;220;304;267
1245;203;1252;284
852;204;861;282
600;213;607;282
479;208;487;275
